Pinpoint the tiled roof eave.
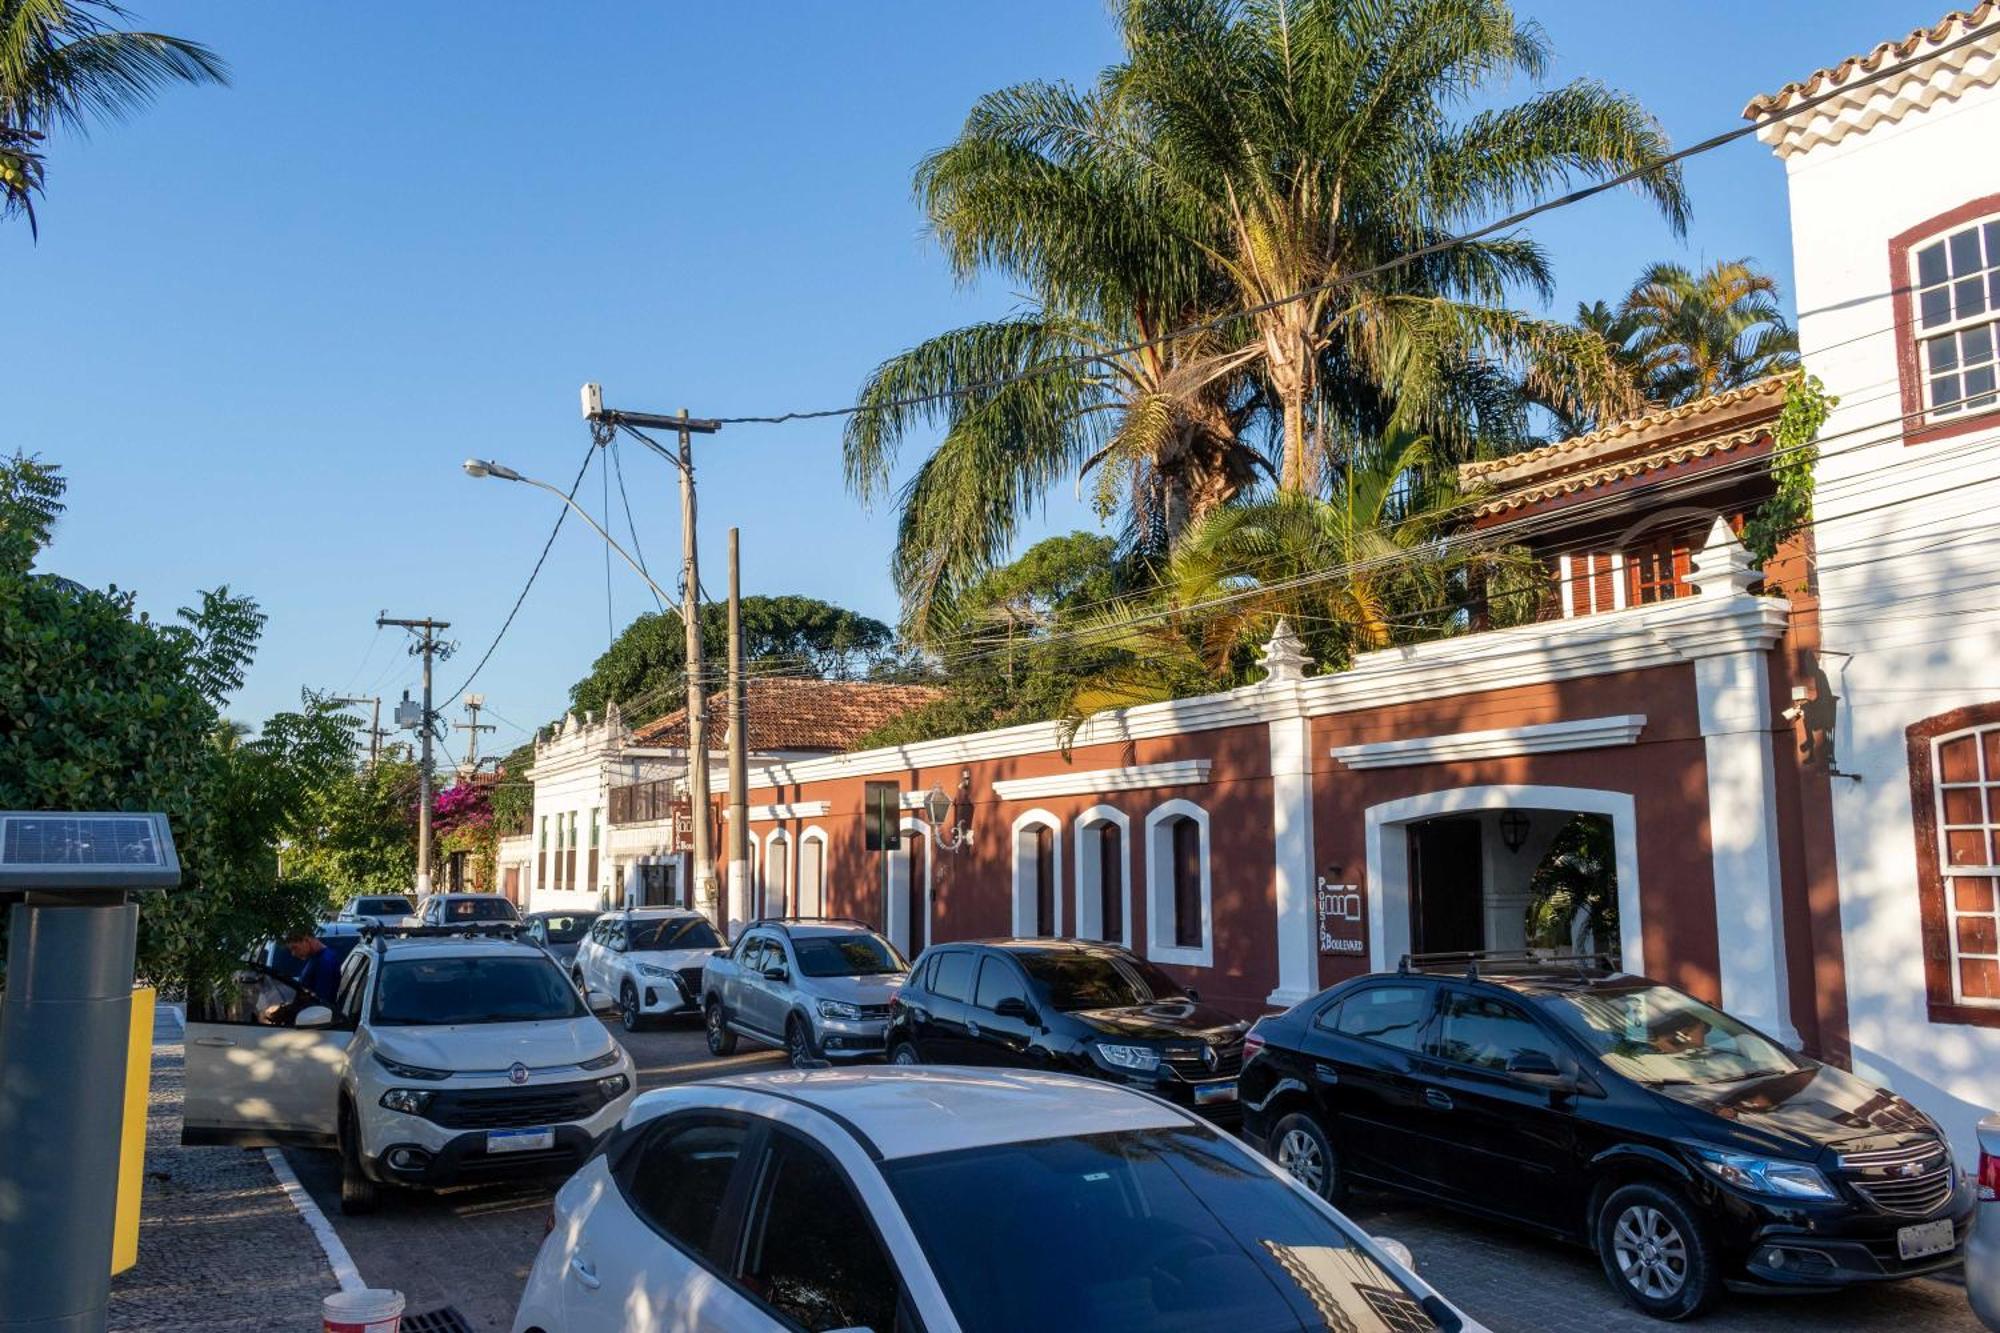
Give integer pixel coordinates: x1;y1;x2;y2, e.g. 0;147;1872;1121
1470;427;1770;519
1460;376;1792;487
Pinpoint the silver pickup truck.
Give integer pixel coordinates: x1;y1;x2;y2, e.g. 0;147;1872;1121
701;918;909;1066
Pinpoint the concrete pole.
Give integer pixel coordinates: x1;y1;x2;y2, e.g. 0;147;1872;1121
0;896;139;1333
416;623;435;897
727;528;750;925
678;412;717;928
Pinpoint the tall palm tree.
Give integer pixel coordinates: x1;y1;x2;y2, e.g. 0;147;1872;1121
1106;0;1688;489
1620;257;1799;404
0;0;225;232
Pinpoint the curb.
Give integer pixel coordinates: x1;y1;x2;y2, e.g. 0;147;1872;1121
263;1148;365;1294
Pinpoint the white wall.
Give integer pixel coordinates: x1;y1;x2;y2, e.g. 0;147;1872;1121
1781;71;2000;1150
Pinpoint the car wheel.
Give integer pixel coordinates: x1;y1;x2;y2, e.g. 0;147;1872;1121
1596;1182;1717;1320
1270;1111;1346;1206
785;1015;819;1068
889;1041;920;1066
705;999;737;1055
619;982;646;1032
337;1103;378;1216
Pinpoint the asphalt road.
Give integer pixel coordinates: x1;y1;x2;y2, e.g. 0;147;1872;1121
286;1019;1982;1333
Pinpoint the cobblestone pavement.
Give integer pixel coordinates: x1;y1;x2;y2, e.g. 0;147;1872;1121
108;1006;336;1333
1347;1192;1980;1332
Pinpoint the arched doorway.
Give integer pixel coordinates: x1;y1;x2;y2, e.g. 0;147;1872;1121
887;819;932;957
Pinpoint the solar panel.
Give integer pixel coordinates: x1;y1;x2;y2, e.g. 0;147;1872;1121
0;812;181;890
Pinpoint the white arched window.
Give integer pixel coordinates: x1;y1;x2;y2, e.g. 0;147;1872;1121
1145;799;1211;967
763;829;792;920
1074;805;1131;947
1010;809;1063;938
797;828;828;919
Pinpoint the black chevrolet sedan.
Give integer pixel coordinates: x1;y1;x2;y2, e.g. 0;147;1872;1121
886;939;1251;1119
1239;956;1971;1320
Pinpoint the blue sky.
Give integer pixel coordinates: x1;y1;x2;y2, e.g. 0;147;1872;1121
7;1;1918;754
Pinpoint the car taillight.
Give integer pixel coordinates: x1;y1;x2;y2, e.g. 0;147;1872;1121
1979;1147;2000;1202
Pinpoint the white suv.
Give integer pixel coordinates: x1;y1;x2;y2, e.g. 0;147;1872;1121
183;926;637;1213
572;908;726;1032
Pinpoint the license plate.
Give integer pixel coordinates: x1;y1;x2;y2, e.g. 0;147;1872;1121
1897;1218;1955;1260
487;1128;555;1154
1193;1081;1238;1106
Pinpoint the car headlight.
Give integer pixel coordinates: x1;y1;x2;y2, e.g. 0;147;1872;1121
579;1048;621;1071
595;1073;630;1099
1095;1043;1162;1073
636;962;674;979
1686;1145;1837;1200
816;999;864;1021
373;1052;450;1081
379;1088;434;1115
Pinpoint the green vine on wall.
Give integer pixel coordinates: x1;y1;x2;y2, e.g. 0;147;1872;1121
1742;373;1836;569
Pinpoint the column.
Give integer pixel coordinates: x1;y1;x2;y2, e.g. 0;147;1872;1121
1259;620;1320;1008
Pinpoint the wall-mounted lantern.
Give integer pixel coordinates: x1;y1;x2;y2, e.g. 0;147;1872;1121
1498;809;1531;854
925;769;975;853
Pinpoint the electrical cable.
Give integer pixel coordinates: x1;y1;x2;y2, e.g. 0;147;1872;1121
601;439;615;651
611;435;666;613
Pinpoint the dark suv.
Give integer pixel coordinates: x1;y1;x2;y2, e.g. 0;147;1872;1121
1239;955;1971;1320
886;939;1250;1120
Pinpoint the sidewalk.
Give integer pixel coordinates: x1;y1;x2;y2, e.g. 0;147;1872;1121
106;1004;336;1333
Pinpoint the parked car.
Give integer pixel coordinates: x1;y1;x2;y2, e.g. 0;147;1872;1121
523;909;601;969
885;938;1250;1120
1967;1112;2000;1330
572;908;724;1031
701;918;909;1066
183;925;637;1214
1239;955;1972;1320
417;892;520;926
335;894;418;925
510;1067;1479;1333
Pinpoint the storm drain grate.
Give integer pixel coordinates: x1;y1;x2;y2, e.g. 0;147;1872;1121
401;1309;474;1333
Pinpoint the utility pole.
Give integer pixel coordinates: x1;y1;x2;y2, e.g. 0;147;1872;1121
727;528;749;924
581;386;723;930
379;614;451;895
456;693;496;771
332;694;384;767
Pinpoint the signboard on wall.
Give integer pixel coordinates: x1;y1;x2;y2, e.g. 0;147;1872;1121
668;797;693;853
863;782;902;852
1316;877;1365;955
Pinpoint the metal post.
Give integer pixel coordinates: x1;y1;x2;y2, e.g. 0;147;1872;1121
727;528;749;923
677;412;717;929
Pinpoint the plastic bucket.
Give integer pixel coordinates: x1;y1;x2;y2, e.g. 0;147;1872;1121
323;1287;405;1333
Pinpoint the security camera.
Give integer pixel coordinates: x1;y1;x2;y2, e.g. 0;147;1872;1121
581;382;603;421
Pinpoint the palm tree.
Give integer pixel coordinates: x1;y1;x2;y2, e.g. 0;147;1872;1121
1106;0;1688;488
0;0;226;232
1619;257;1800;404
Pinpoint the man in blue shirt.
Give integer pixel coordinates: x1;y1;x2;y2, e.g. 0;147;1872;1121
284;931;342;1010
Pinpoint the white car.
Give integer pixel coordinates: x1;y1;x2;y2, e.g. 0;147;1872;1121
416;891;520;926
572;908;726;1032
511;1067;1481;1333
335;893;419;926
182;928;637;1213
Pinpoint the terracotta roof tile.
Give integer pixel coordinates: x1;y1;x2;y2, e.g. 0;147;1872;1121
632;678;943;753
1460;376;1791;485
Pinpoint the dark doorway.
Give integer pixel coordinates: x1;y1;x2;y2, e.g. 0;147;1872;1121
1408;818;1483;955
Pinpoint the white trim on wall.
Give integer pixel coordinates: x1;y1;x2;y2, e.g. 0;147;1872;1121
796;827;828;919
1072;804;1133;949
1144;798;1214;969
1010;809;1063;939
1329;715;1647;770
992;760;1213;802
761;828;792;920
890;818;934;956
746;801;830;821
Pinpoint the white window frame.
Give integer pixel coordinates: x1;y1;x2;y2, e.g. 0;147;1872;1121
797;827;828;920
762;828;792;921
1010;809;1063;939
1072;805;1132;948
1934;725;2000;1008
1911;214;2000;422
1144;798;1212;968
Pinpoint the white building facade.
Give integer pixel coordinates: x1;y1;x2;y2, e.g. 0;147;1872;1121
521;704;693;915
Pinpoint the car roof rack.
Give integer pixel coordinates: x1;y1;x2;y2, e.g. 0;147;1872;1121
1397;949;1618;980
358;921;527;952
745;916;875;933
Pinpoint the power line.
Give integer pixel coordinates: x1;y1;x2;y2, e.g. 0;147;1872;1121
610;435;665;613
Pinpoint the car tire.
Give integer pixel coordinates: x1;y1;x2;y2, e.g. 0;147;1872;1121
785;1015;819;1068
705;999;737;1056
1596;1182;1718;1321
337;1103;378;1216
1269;1111;1346;1206
619;982;647;1032
889;1041;920;1066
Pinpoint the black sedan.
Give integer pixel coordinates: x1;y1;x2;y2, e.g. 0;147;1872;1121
1239;957;1971;1319
886;939;1250;1119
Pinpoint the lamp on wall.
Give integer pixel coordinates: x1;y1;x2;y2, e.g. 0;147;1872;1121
1498;809;1531;853
925;768;976;853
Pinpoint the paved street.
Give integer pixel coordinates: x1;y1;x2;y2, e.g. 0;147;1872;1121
271;1016;1984;1333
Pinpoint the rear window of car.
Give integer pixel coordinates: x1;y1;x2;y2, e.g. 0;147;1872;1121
354;897;414;916
929;951;974;1001
538;914;594;943
441;897;518;922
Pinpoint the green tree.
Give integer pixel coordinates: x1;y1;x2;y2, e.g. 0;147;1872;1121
283;758;420;897
0;0;226;232
1618;257;1800;405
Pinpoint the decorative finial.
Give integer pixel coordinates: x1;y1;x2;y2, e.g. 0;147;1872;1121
1687;516;1760;597
1256;618;1313;684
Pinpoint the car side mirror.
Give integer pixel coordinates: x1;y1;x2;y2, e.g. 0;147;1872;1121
994;996;1037;1023
295;1005;334;1029
762;964;789;983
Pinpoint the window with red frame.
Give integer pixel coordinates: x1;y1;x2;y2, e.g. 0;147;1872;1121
1935;725;2000;1005
1912;216;2000;422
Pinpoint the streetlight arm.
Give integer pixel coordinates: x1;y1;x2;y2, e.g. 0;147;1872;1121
471;462;682;614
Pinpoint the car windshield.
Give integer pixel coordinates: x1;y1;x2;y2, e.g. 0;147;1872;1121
537;914;595;944
372;955;586;1025
1545;983;1804;1086
352;897;414;916
440;897;518;922
628;917;721;952
887;1127;1441;1333
792;933;906;978
1016;952;1186;1011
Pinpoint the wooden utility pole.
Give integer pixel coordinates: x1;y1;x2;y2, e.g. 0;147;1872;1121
456;693;496;771
333;695;384;767
379;615;451;895
727;528;750;924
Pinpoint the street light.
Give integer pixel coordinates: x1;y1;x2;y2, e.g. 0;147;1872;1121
461;457;677;611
